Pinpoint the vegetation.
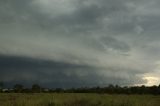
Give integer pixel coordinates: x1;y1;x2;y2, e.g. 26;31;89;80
0;93;160;106
1;84;160;106
1;83;160;95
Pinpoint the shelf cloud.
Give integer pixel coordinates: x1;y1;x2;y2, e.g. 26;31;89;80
0;0;160;87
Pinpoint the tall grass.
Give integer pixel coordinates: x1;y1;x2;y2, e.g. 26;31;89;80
0;93;160;106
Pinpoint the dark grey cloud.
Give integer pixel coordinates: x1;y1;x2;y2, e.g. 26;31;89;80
0;0;160;87
0;55;146;88
100;36;130;53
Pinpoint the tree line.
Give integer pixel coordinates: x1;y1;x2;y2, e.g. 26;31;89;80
0;83;160;95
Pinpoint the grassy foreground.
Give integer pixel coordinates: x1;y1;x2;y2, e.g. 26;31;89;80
0;93;160;106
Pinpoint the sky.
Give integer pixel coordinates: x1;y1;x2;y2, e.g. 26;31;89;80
0;0;160;88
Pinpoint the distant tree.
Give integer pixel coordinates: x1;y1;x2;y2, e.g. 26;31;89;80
13;84;24;93
0;82;4;92
108;84;114;88
108;84;115;94
32;84;41;93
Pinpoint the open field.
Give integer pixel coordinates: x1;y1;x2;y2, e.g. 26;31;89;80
0;93;160;106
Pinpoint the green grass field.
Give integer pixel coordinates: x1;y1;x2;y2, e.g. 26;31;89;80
0;93;160;106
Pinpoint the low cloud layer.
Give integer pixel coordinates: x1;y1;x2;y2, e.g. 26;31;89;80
0;0;160;87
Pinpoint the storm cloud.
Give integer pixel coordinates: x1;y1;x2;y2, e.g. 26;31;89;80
0;0;160;87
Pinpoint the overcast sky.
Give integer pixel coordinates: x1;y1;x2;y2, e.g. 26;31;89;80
0;0;160;88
